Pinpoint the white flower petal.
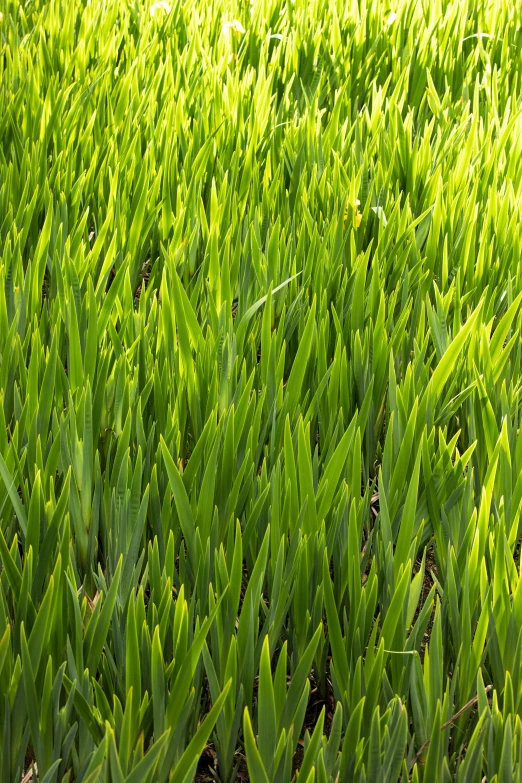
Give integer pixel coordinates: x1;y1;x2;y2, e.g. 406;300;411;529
222;19;246;37
150;1;171;18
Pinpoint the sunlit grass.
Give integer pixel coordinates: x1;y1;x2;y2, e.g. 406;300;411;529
0;0;521;780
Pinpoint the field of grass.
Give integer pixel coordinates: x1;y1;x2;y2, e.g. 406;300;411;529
1;0;522;780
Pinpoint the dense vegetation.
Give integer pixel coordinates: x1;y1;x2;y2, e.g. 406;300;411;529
1;0;522;780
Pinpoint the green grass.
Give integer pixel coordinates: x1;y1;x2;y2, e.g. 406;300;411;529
1;0;522;780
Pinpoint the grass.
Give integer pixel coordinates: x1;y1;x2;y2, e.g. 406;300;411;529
1;0;522;780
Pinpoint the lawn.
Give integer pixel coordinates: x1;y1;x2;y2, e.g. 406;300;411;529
1;0;522;780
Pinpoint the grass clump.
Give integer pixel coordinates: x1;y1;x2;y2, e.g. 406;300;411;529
1;0;522;780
